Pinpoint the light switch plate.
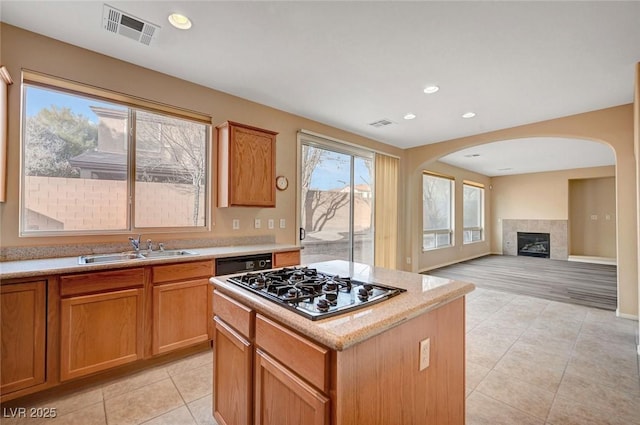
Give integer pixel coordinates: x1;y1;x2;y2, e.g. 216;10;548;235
419;338;430;371
254;218;261;229
232;219;240;230
279;218;286;229
268;219;274;229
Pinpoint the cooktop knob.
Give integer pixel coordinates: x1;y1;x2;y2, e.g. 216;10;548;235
357;287;369;300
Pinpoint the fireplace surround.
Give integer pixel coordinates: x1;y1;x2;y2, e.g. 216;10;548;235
502;219;567;260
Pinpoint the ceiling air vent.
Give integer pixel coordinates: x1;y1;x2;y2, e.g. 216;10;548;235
369;119;394;128
103;4;159;46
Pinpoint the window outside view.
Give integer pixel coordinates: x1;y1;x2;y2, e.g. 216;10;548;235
422;173;453;250
22;85;208;234
463;184;484;243
300;144;373;264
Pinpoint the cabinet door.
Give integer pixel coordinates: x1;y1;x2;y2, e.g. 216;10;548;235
273;250;301;268
1;281;46;394
255;349;329;425
153;279;211;355
214;317;252;425
60;288;144;381
218;122;277;207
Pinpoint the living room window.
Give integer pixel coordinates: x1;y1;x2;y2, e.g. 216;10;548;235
422;172;454;250
20;71;211;235
463;182;484;244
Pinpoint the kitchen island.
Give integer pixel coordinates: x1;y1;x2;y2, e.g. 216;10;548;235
210;260;475;425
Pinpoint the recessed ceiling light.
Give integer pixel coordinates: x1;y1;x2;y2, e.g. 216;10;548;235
498;167;513;171
462;112;476;119
423;85;439;94
168;13;192;30
404;113;417;120
464;153;481;158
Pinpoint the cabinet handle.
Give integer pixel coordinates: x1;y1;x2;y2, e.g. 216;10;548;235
299;228;306;241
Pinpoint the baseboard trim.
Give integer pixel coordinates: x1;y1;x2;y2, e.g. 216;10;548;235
615;309;639;321
419;252;491;274
568;255;617;266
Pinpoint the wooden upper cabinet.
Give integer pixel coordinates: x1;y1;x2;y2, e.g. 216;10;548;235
217;121;277;207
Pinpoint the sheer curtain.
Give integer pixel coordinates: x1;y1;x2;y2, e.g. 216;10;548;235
374;153;399;268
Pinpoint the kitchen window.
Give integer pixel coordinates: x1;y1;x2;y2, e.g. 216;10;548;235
422;172;454;250
463;182;484;244
20;71;211;235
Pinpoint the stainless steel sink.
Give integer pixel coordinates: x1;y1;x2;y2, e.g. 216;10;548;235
78;249;198;264
142;249;198;258
78;252;144;264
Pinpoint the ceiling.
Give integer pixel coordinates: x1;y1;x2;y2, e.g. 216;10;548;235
2;1;637;175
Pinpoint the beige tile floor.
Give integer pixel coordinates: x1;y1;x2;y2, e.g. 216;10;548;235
2;288;639;424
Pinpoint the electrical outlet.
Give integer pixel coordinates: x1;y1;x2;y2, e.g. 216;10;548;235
419;338;430;371
406;257;412;265
232;219;240;230
591;214;598;220
279;218;286;229
268;219;274;229
254;218;261;229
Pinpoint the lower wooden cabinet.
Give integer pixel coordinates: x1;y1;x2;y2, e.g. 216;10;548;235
60;268;145;381
273;250;301;268
254;349;330;425
1;281;46;394
151;261;214;355
153;279;211;355
60;288;144;381
213;317;253;425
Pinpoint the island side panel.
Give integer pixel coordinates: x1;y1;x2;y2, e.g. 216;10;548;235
332;296;465;425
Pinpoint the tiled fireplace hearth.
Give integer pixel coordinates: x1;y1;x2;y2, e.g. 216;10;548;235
502;219;568;260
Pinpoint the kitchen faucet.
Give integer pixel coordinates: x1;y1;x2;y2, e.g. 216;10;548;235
128;235;142;252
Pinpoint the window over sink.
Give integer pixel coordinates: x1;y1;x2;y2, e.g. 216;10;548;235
20;71;211;235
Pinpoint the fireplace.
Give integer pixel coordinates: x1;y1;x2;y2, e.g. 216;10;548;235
517;232;550;258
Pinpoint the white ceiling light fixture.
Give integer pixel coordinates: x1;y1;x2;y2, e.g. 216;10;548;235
404;113;416;120
462;112;476;119
168;13;192;30
423;85;439;94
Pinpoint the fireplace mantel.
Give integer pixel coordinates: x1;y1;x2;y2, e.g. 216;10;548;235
502;219;568;260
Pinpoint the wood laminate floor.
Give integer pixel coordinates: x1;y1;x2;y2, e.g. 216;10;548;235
427;254;617;311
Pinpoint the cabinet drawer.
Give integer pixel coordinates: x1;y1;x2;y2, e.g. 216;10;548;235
273;250;301;268
152;260;214;284
213;290;253;339
255;314;329;392
61;268;144;297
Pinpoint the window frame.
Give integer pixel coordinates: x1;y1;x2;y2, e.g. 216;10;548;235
422;171;454;251
19;71;212;236
462;181;485;244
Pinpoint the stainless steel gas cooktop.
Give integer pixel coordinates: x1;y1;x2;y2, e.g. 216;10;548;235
226;266;406;320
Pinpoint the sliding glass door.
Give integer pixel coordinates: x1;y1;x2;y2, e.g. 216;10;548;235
299;135;374;264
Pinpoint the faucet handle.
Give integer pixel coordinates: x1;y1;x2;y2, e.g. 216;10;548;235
146;239;153;251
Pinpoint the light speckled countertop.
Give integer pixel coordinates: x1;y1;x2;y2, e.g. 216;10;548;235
0;244;299;280
210;260;475;351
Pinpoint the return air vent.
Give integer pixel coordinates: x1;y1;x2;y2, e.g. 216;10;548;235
102;4;159;46
369;118;394;128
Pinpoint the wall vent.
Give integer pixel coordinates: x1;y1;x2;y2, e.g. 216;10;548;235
369;119;394;128
103;4;159;46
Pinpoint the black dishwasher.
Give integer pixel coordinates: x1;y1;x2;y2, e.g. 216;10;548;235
215;253;273;276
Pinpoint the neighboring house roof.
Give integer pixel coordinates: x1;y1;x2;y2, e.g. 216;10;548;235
69;150;193;181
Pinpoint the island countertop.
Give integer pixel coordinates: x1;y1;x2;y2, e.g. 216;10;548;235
210;260;475;351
